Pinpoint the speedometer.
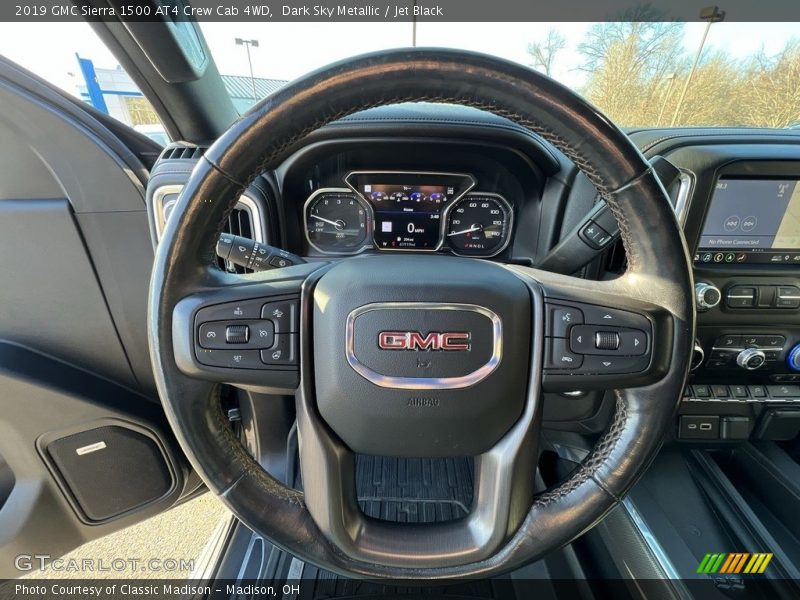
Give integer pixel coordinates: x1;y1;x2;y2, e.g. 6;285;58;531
305;189;372;254
445;193;512;257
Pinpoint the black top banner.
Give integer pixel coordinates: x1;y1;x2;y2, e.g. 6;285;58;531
4;0;800;22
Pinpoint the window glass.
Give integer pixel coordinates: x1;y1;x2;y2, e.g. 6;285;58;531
0;22;169;145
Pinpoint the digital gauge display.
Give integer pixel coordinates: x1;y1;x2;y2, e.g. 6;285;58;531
346;171;475;251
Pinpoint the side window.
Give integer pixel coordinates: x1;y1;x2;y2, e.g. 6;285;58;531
0;22;168;146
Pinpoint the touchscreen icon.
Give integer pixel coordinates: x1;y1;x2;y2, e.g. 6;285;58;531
741;216;757;232
723;215;741;231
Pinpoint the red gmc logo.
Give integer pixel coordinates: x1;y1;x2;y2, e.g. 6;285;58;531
377;331;471;351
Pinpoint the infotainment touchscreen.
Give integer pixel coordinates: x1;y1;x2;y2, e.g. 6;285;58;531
695;178;800;265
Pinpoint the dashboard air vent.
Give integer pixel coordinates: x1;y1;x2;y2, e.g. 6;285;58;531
159;145;207;161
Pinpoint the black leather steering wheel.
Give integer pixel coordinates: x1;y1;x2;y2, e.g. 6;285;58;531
148;48;694;579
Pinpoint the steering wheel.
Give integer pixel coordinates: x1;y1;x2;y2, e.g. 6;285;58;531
148;49;694;579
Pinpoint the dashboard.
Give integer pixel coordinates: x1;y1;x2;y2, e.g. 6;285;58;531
146;104;800;443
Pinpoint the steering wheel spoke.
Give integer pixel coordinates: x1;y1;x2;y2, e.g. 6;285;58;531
171;263;322;393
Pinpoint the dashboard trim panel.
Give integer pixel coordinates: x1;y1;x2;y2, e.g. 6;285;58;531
153;184;263;244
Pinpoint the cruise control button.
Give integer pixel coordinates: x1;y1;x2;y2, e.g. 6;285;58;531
225;325;249;344
261;334;298;366
198;322;230;349
197;298;264;321
198;320;274;350
546;338;582;369
582;354;649;374
546;304;583;338
261;298;300;333
196;349;263;369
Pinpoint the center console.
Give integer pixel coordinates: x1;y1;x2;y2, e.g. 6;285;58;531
678;159;800;442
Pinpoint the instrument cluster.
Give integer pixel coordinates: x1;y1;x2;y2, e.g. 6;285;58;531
304;171;513;257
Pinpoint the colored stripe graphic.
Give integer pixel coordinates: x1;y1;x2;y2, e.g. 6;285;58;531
699;553;773;574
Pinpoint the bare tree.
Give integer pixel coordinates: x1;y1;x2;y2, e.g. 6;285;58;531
576;8;686;126
739;38;800;128
527;29;566;77
526;12;799;129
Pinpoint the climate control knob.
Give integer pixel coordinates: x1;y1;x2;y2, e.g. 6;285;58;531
787;344;800;372
737;348;766;371
695;282;721;310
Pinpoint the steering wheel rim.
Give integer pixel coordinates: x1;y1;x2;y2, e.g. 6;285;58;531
148;48;694;579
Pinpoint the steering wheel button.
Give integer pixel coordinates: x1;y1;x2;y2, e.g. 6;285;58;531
546;304;583;338
197;299;263;321
581;304;649;331
547;338;582;369
199;322;230;349
582;354;649;374
618;330;648;355
594;331;620;350
196;349;263;369
261;298;300;333
225;325;249;344
261;334;298;366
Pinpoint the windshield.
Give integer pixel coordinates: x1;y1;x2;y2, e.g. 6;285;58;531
1;20;797;131
200;21;800;128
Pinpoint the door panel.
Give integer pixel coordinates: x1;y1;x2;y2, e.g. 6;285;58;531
0;57;195;575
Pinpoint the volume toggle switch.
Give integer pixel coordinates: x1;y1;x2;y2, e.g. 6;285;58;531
695;282;721;310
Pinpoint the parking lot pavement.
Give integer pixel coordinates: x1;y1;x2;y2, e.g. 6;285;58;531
22;494;228;580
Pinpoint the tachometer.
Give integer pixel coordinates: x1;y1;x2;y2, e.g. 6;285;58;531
445;193;512;257
305;190;371;254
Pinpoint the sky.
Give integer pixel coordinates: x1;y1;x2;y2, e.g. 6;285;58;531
0;20;797;99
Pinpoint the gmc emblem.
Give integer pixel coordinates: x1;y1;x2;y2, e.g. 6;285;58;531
377;331;471;351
